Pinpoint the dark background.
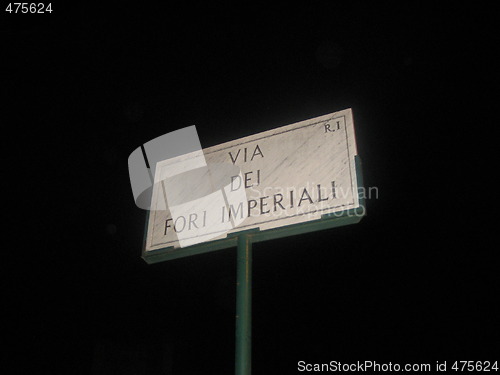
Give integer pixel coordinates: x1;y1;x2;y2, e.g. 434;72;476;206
3;3;497;374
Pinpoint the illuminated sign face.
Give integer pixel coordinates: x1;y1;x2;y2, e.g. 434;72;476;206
145;108;360;251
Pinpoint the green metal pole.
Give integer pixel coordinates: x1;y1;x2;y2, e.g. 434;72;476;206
235;233;252;375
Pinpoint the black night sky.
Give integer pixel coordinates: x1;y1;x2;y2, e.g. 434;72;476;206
3;3;497;374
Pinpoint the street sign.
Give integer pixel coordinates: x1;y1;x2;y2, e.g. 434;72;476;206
143;108;365;263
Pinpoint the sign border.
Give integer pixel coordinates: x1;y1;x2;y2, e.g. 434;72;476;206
148;113;355;248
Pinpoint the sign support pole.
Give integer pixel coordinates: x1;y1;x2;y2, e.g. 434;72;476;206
235;233;252;375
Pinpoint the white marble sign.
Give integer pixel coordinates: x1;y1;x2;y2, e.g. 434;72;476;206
145;108;359;251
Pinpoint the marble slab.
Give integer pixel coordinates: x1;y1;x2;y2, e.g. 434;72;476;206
145;108;359;250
